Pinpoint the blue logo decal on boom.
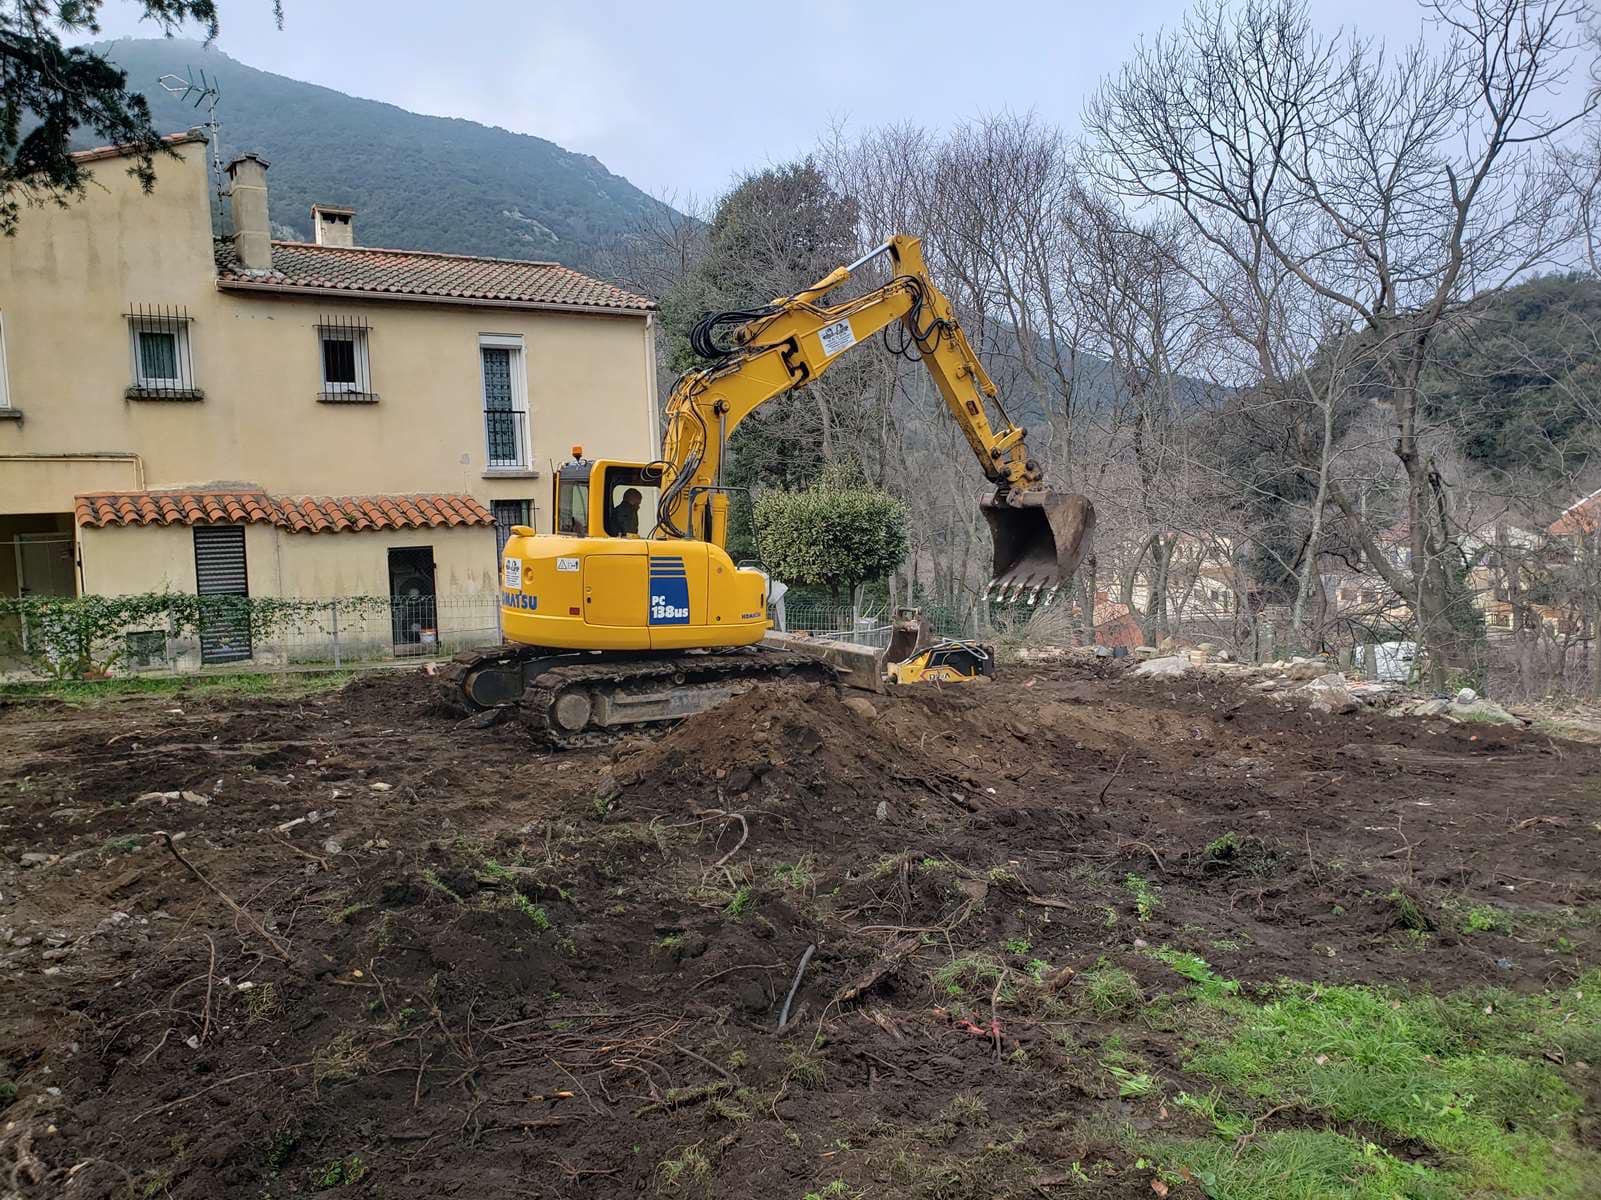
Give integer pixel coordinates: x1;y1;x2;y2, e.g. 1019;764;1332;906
648;556;690;625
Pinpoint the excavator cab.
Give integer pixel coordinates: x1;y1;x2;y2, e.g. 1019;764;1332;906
554;452;662;540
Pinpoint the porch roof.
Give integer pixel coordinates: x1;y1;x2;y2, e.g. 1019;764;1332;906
75;489;494;534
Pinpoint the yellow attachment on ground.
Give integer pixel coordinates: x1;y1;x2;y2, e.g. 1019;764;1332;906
886;640;996;685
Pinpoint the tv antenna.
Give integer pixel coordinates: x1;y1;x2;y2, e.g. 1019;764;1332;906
158;68;226;213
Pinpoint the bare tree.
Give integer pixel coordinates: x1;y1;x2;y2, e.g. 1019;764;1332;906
1085;0;1593;687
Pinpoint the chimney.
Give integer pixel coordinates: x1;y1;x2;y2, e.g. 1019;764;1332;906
312;204;356;248
224;153;273;273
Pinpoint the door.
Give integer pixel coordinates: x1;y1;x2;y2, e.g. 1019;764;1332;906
193;526;252;665
15;531;76;598
388;546;437;652
12;528;76;657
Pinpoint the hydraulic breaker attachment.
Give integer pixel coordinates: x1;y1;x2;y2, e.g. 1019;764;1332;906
981;489;1095;606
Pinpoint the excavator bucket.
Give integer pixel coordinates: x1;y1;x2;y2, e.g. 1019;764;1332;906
883;608;932;668
981;489;1095;605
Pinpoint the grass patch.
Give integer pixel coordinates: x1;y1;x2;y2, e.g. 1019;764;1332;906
1153;1129;1449;1200
1104;1063;1158;1098
1387;888;1435;933
785;1050;825;1090
772;857;815;890
724;885;754;918
262;1124;298;1172
242;982;282;1025
503;890;551;931
1081;964;1143;1016
932;954;1012;1001
1124;873;1161;921
309;1154;367;1189
419;868;464;904
657;1143;712;1193
803;1182;864;1200
310;1031;368;1090
1150;946;1239;1000
0;669;354;707
1461;904;1509;935
1165;972;1601;1197
1200;831;1279;876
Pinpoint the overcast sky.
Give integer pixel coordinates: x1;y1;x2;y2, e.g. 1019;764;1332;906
83;0;1582;201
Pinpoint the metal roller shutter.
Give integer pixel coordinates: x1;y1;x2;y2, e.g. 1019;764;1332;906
193;526;252;665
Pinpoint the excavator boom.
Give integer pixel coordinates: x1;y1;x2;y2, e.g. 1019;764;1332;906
657;235;1093;601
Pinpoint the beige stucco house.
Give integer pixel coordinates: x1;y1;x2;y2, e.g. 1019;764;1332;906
0;131;657;663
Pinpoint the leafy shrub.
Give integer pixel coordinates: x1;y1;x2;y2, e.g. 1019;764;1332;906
753;477;907;602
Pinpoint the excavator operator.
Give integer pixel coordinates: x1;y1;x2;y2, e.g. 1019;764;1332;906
614;488;643;537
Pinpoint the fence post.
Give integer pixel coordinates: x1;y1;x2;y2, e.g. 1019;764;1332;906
330;599;341;669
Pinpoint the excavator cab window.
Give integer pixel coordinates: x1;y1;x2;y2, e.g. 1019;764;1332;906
556;478;589;536
601;466;660;538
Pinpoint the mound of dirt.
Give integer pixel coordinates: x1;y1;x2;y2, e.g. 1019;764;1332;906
612;683;961;813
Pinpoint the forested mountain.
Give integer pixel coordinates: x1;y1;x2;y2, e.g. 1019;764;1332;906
1425;273;1601;479
85;39;677;271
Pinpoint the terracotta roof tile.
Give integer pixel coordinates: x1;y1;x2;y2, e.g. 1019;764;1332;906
1551;488;1601;536
75;489;494;533
214;239;655;313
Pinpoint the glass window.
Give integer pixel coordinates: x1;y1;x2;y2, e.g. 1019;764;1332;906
319;330;369;393
481;337;529;468
604;476;659;538
128;310;194;393
138;330;179;383
556;479;589;535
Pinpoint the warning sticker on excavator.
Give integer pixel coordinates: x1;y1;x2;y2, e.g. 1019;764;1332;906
819;318;856;358
503;557;522;589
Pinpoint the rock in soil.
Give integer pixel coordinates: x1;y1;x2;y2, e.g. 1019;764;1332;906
1134;654;1189;678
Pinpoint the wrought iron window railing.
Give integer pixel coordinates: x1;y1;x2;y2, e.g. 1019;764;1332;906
125;304;198;399
316;314;375;401
481;344;529;468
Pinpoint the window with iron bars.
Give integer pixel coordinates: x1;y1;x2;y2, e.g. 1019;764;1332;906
126;304;198;399
480;336;530;470
492;499;532;556
317;314;375;401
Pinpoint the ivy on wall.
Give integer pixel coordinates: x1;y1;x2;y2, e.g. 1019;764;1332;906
0;593;390;679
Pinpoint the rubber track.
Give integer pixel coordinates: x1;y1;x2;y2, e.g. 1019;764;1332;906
521;648;836;749
433;645;523;718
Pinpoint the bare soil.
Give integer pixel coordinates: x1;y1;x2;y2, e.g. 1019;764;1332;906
2;659;1597;1198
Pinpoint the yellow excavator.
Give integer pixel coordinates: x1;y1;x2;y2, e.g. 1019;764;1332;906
442;235;1093;743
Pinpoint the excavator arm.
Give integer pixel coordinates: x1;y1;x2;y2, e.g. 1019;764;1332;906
654;234;1094;603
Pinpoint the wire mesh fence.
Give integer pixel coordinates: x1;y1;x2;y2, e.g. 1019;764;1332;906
0;593;503;680
268;595;501;667
776;598;968;648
